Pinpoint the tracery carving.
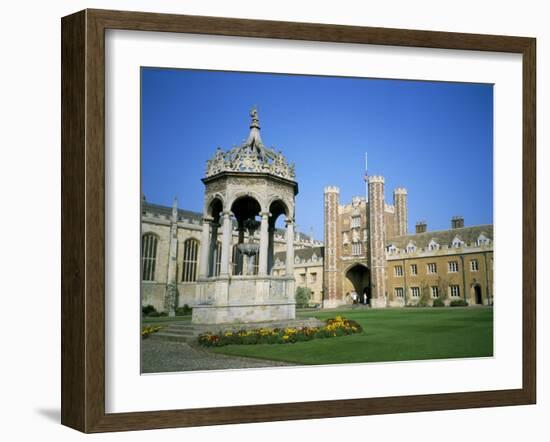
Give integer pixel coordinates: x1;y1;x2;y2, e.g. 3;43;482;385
205;108;296;181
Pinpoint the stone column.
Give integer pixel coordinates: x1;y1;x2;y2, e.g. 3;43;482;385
285;218;294;277
219;211;233;276
258;211;270;276
267;226;275;274
198;217;212;278
209;223;219;276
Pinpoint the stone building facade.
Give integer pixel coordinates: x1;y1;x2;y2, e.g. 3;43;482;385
272;247;324;304
141;110;493;313
385;225;493;307
143;180;493;312
321;175;494;308
141;200;323;313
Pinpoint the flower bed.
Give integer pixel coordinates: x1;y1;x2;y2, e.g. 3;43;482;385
198;316;362;347
141;325;162;339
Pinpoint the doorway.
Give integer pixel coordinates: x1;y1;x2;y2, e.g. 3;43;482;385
474;284;483;305
345;264;370;305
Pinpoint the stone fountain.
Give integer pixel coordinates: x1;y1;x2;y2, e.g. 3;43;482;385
192;107;298;325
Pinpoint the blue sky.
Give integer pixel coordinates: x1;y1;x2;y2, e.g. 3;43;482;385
141;68;493;240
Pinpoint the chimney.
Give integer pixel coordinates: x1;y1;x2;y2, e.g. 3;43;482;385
415;221;427;234
451;216;464;229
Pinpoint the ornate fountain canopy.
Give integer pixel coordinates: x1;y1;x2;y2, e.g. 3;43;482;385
205;107;296;181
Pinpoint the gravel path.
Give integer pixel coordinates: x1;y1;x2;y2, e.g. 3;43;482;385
141;339;295;373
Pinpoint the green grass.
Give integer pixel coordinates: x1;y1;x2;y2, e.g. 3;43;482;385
210;307;493;365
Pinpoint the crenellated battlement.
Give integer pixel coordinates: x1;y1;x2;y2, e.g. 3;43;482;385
368;175;385;184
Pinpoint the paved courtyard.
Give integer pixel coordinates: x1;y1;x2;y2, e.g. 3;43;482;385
141;338;295;373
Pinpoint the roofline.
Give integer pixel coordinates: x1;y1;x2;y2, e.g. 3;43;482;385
388;223;493;241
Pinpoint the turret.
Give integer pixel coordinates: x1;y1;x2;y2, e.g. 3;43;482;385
368;176;387;307
324;186;340;307
393;187;408;236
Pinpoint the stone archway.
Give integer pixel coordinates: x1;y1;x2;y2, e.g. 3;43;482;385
231;195;262;276
345;263;371;305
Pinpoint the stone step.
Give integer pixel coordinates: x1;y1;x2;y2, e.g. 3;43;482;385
149;332;192;342
161;329;196;336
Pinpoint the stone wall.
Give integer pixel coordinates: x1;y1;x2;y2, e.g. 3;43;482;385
272;261;324;304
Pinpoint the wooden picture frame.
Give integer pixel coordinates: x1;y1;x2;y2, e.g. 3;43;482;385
61;8;536;433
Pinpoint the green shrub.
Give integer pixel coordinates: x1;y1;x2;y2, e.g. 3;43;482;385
418;292;431;307
433;298;445;307
142;304;157;316
450;299;469;307
175;304;193;316
295;287;312;308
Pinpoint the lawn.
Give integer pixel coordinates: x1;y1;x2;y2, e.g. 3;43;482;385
209;307;493;365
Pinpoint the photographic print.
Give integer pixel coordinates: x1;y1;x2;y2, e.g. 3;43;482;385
140;68;494;374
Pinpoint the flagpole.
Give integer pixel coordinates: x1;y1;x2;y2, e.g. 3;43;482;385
364;152;368;202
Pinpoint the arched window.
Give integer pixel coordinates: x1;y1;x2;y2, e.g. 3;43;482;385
141;233;158;281
182;238;199;282
213;241;222;276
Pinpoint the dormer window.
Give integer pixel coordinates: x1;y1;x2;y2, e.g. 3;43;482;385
428;239;440;251
477;233;491;246
452;236;465;248
386;244;398;254
405;241;416;253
